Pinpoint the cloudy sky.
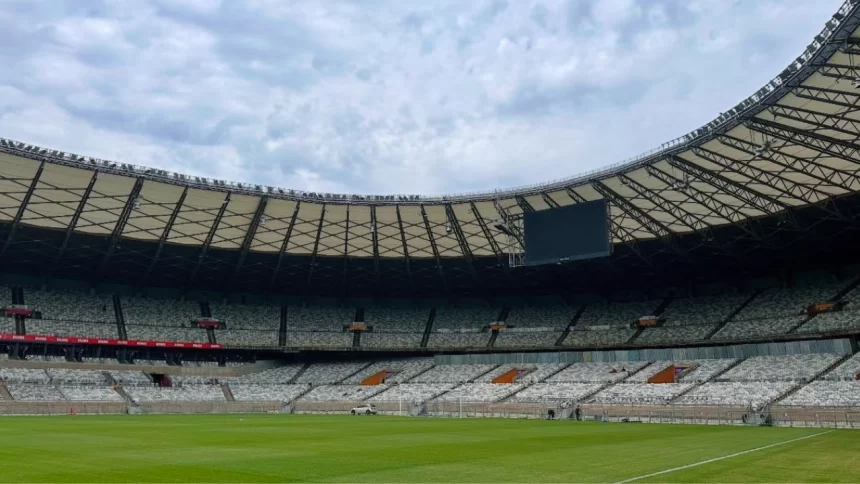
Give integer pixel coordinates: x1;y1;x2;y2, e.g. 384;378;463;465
0;0;843;196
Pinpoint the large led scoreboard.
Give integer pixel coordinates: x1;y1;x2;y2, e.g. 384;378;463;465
523;199;612;266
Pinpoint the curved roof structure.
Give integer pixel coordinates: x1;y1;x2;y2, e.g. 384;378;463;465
2;1;860;295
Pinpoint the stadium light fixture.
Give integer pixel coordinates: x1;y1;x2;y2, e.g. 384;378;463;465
753;140;771;157
133;198;141;211
260;216;268;227
853;77;860;89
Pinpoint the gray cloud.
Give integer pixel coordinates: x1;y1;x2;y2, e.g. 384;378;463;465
0;0;843;195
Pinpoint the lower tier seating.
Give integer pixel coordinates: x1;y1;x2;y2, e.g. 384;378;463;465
510;383;604;403
675;381;795;409
779;381;860;407
125;385;226;402
368;383;455;403
230;384;309;402
592;383;694;405
434;383;525;402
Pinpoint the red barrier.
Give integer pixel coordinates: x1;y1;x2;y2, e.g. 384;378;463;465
0;333;221;349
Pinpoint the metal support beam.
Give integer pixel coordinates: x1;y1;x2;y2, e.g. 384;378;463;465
269;202;301;290
468;201;502;258
768;104;860;137
592;180;687;258
188;192;231;285
514;195;535;213
444;204;476;276
144;186;188;280
669;154;791;217
370;205;380;281
50;170;98;269
420;204;447;288
341;204;351;290
645;164;768;244
592;181;671;239
790;85;860;111
305;204;326;287
395;205;413;284
233;196;269;277
98;176;145;273
0;161;44;261
747;117;860;167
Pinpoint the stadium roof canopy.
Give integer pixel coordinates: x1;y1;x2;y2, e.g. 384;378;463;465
3;0;860;296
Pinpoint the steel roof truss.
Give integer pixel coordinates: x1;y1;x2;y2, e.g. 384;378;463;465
144;186;188;280
233;196;269;277
747;118;860;167
0;161;44;261
395;205;413;285
769;104;860;138
97;176;145;273
420;204;447;286
306;204;326;286
791;85;860;111
444;203;476;276
188;191;232;284
51;170;99;267
370;205;380;281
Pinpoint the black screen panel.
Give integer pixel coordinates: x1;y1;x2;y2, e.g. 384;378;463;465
523;199;611;266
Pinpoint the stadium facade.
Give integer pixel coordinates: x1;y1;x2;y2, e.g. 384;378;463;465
0;1;858;424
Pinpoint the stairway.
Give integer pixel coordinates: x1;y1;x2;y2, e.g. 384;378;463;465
0;382;13;400
337;362;374;383
705;290;763;340
113;385;135;405
769;354;852;406
487;331;498;348
221;384;235;402
206;328;217;344
278;305;288;347
668;358;746;403
499;364;572;402
469;364;501;383
420;308;436;348
626;327;645;345
555;305;587;346
288;363;311;384
112;295;127;340
403;363;436;383
651;297;673;316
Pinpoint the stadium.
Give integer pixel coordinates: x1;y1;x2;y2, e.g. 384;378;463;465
1;1;860;482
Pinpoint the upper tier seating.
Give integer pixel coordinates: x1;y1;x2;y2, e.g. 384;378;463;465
27;289;114;323
223;364;305;384
427;332;489;348
288;306;352;330
592;383;694;405
125;385;226;402
676;381;795;409
661;293;746;325
577;300;661;327
779;381;860;407
506;305;574;329
295;362;369;384
27;319;118;339
364;307;428;332
300;385;389;401
563;329;636;347
735;283;843;319
474;364;568;383
343;358;434;384
433;307;496;330
217;329;279;347
210;302;279;330
796;310;860;334
494;331;560;348
368;383;456;403
547;362;648;383
230;384;309;402
711;316;806;341
285;331;352;348
123;297;200;326
125;325;209;343
510;383;603;403
720;354;840;382
435;383;525;402
635;325;715;345
410;364;497;383
360;332;423;348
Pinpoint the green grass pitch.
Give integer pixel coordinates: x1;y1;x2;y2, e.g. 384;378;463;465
1;414;857;482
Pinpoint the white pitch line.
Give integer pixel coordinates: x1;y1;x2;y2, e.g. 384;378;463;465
616;429;834;483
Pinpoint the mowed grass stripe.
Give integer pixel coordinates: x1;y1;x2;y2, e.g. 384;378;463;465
0;414;855;483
